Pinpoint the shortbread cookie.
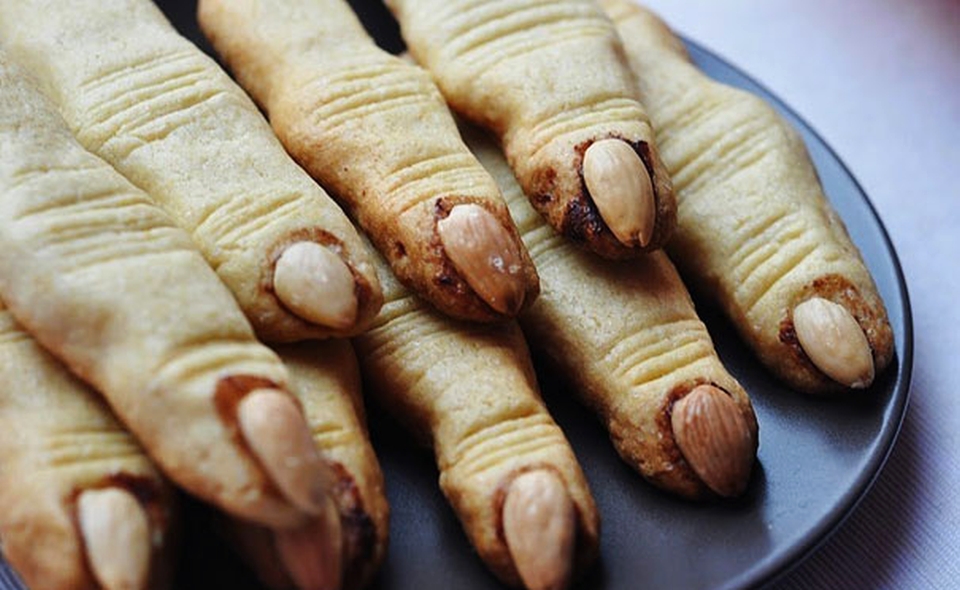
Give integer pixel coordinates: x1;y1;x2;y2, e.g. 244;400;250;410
387;0;676;259
0;0;382;342
0;300;174;590
353;248;598;589
0;50;338;531
468;126;757;499
199;0;539;323
273;340;389;590
601;0;893;393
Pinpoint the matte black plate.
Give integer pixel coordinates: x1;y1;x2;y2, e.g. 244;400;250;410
0;2;912;590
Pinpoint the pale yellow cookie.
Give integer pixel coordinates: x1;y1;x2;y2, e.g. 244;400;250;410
601;0;893;394
278;340;389;590
353;247;598;589
0;0;382;342
0;50;337;530
225;340;389;590
199;0;539;323
467;126;757;499
387;0;676;259
0;299;174;590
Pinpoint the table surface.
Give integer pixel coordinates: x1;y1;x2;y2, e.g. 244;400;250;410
635;1;960;588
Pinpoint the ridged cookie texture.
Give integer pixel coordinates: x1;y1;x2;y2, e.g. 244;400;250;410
353;248;598;588
601;0;893;394
467;126;758;499
0;0;381;342
199;0;539;323
388;0;676;259
0;300;175;590
0;51;323;529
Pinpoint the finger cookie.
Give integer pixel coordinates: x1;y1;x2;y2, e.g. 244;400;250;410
0;0;381;342
467;127;757;499
254;340;389;590
0;300;175;590
601;0;893;393
0;51;340;533
386;0;676;259
199;0;539;323
353;249;598;589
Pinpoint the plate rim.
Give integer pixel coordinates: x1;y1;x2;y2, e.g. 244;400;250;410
680;37;915;590
0;14;916;590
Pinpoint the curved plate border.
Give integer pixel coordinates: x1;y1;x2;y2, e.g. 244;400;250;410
683;38;914;588
0;7;914;590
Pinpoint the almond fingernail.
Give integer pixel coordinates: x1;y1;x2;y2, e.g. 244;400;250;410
274;242;358;330
582;139;656;247
438;204;526;315
77;488;151;590
502;470;576;590
793;297;875;388
274;503;343;590
238;389;336;517
671;385;755;498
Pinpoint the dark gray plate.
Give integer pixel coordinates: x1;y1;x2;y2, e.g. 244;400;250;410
0;2;912;590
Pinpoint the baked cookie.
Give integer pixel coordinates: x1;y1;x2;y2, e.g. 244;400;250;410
0;50;339;533
601;0;893;394
353;247;599;590
226;340;388;590
468;126;757;499
0;0;382;342
0;300;175;590
199;0;539;323
387;0;676;259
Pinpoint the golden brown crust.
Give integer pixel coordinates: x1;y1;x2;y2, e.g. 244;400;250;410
387;0;676;259
602;0;894;393
198;0;539;323
521;128;675;260
467;125;757;499
0;0;381;342
353;248;598;586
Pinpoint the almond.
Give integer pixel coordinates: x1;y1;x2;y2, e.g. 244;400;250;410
77;488;151;590
671;385;754;497
274;507;343;590
273;242;358;330
582;139;655;247
502;470;576;590
437;204;526;315
237;389;337;518
792;297;875;388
